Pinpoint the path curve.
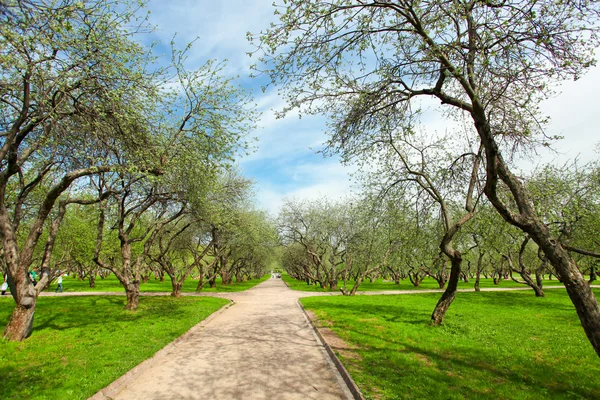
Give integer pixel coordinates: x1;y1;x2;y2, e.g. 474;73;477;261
92;278;354;400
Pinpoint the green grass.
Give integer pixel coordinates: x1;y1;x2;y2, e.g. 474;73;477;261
283;274;534;292
301;290;600;399
0;295;229;399
45;273;270;293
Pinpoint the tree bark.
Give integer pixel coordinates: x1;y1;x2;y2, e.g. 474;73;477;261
3;303;36;341
171;281;182;298
474;111;600;356
124;282;140;310
431;253;462;325
3;270;36;340
196;274;205;291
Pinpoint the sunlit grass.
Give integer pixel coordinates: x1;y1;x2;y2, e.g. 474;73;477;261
301;290;600;399
0;295;229;399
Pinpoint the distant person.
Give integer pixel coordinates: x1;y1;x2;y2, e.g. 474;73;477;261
1;275;7;295
29;270;37;286
55;273;63;293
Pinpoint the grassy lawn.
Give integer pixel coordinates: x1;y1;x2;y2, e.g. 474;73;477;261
0;295;229;399
45;273;270;293
283;274;536;292
301;290;600;399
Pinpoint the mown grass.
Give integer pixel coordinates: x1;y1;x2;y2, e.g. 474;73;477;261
283;273;535;292
0;295;229;399
45;273;270;293
301;290;600;399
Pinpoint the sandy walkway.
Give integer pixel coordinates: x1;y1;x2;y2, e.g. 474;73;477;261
104;278;353;400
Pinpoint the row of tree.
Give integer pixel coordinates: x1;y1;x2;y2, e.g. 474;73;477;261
252;0;600;355
280;160;599;300
0;0;275;341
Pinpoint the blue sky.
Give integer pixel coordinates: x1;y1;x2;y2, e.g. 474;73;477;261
142;0;599;215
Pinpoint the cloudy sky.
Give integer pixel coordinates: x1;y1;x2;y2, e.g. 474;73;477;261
142;0;599;215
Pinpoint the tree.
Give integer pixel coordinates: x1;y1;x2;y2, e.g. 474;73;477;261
0;0;257;338
278;198;350;290
253;0;600;355
0;0;158;340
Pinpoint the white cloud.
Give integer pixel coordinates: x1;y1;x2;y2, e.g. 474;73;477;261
253;160;357;215
146;0;276;72
144;1;600;219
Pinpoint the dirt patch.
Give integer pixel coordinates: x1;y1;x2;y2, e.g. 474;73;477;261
414;353;434;367
305;310;363;362
320;327;358;351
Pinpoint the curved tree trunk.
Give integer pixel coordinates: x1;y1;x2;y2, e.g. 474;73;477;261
476;114;600;356
431;253;462;325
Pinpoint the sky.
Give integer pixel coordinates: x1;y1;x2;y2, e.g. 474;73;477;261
142;0;600;215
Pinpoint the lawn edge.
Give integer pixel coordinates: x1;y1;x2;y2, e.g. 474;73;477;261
88;298;235;400
297;299;366;400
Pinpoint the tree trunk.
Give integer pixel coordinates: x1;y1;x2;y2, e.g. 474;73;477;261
436;277;446;289
475;270;481;292
171;282;182;298
124;282;140;311
476;114;600;356
540;241;600;350
3;268;37;340
3;303;36;341
196;274;205;291
589;265;597;284
431;254;461;325
89;274;96;288
521;272;545;297
535;270;544;290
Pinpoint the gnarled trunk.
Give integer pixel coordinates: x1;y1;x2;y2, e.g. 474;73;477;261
476;113;600;356
3;271;37;340
431;253;462;325
124;282;140;310
171;281;182;298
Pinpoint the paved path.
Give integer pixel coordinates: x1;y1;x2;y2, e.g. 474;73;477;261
105;278;353;400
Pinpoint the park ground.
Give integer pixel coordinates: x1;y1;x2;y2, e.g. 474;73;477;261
1;274;599;399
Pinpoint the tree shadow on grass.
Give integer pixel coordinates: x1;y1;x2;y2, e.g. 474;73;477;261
306;300;600;399
352;330;599;399
0;296;195;333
